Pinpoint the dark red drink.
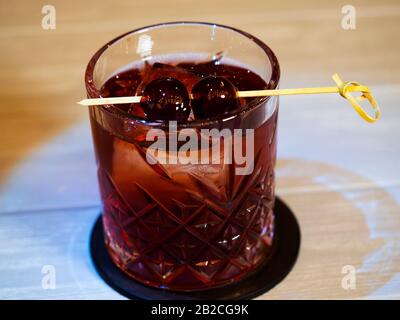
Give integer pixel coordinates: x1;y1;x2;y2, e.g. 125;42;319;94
89;61;277;290
86;22;280;291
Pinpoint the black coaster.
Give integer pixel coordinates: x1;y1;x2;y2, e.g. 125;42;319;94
90;197;300;300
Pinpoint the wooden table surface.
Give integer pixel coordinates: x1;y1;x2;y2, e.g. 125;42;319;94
0;0;399;299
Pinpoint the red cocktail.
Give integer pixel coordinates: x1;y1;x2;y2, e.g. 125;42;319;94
86;22;280;291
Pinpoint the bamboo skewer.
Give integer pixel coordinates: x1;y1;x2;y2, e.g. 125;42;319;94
77;74;380;123
77;85;366;106
78;96;141;106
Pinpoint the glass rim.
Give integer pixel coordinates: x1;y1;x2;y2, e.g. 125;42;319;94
85;21;280;129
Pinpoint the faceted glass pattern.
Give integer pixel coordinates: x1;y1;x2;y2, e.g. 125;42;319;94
90;107;278;290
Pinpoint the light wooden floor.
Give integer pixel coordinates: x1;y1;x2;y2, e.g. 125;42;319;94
0;0;399;299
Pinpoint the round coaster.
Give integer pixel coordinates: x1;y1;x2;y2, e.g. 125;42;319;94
90;197;301;300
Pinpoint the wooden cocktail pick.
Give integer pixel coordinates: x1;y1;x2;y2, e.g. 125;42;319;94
78;74;380;123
